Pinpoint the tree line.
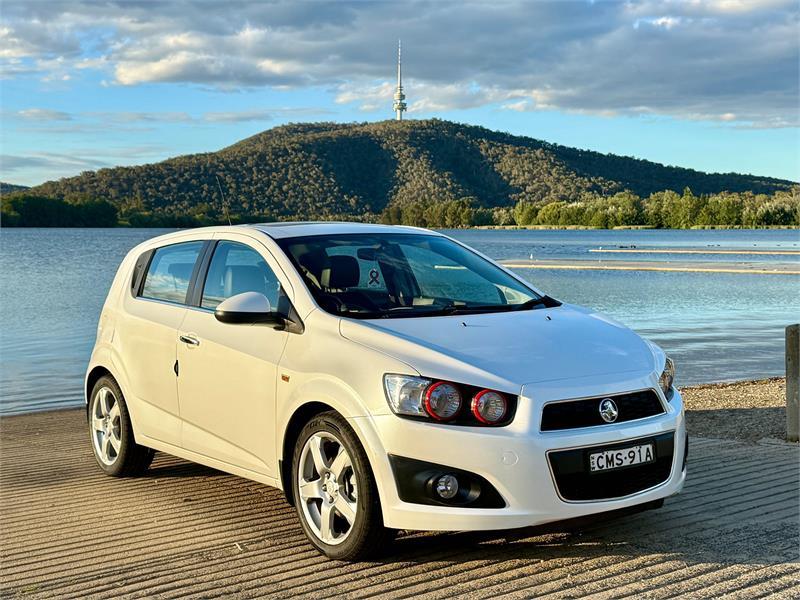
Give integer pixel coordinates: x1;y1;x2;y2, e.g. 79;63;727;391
380;187;800;228
4;186;796;228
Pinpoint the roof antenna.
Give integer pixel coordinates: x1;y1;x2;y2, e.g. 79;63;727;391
215;175;232;226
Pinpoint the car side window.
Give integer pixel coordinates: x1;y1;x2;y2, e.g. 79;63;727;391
140;241;204;304
201;241;282;310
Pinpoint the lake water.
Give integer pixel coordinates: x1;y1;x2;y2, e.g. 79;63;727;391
1;227;798;415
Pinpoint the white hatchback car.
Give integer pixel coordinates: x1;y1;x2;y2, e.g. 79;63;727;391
86;222;686;559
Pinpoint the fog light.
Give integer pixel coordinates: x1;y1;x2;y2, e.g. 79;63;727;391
435;474;459;499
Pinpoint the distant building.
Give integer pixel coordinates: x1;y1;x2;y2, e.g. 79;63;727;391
393;40;407;120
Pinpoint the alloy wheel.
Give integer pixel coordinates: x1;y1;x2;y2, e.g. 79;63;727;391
297;432;358;545
91;386;122;466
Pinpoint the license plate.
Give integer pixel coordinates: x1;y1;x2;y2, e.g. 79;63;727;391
589;442;655;472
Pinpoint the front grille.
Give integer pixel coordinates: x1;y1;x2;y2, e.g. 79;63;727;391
541;390;664;431
548;432;675;501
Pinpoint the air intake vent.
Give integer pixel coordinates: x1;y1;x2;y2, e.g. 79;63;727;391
541;390;664;432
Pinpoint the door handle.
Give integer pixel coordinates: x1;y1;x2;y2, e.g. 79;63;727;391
179;334;200;346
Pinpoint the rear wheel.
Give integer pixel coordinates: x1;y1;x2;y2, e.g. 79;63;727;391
89;375;153;476
291;411;394;560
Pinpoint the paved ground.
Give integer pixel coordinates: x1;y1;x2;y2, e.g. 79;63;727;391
1;408;798;599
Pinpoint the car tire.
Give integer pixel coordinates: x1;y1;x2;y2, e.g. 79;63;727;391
291;411;395;560
88;375;154;477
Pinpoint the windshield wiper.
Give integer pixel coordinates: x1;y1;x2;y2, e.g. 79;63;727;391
511;297;547;311
337;296;559;319
439;296;556;315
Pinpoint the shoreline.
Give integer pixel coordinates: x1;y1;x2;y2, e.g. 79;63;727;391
475;224;800;230
2;224;799;230
680;377;791;443
500;258;800;275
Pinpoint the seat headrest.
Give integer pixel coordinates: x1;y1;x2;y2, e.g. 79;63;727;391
167;263;194;283
297;249;328;289
224;265;266;297
321;255;360;290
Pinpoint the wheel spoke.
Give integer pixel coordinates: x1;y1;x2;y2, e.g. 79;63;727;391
319;502;335;542
309;435;328;475
91;416;105;432
101;432;112;461
108;402;120;421
100;388;113;416
298;478;323;501
329;446;351;479
334;495;357;525
108;433;121;453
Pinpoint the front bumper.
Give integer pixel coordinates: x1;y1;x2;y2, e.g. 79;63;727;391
350;373;686;532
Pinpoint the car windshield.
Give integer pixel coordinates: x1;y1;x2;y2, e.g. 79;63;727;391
277;233;545;318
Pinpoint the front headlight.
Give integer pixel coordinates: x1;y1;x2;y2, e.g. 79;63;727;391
659;357;675;400
383;374;516;426
383;374;431;417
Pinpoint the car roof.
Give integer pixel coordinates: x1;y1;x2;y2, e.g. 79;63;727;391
244;221;437;240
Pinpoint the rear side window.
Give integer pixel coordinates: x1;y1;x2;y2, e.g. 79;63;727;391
201;241;282;310
140;241;204;304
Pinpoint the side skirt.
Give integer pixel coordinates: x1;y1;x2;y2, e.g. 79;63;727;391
137;434;282;490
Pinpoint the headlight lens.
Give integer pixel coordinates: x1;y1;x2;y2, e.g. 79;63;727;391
424;381;462;420
471;390;508;424
659;357;675;400
383;374;431;417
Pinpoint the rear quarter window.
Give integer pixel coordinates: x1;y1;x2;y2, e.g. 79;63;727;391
140;241;204;304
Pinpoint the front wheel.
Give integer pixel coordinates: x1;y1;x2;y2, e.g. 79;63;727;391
291;411;394;560
88;375;154;476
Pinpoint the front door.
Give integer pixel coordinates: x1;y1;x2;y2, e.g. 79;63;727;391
176;239;289;477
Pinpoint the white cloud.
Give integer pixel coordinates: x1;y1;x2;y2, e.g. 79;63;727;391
8;107;329;127
17;108;72;121
203;110;274;123
0;0;797;127
0;151;110;173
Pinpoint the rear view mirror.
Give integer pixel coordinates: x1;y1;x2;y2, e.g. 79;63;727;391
214;292;283;326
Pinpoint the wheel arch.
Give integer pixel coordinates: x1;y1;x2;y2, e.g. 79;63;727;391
280;401;337;506
85;365;114;413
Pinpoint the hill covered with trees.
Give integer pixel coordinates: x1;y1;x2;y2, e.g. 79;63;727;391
0;182;29;196
2;119;797;227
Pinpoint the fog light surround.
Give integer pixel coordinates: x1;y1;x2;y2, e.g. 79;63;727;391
388;455;506;508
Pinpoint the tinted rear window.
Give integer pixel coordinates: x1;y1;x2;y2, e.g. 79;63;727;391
140;241;204;304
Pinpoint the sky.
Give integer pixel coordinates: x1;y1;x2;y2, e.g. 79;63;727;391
0;0;798;187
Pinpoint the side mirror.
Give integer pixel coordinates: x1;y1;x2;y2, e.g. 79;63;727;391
214;292;284;326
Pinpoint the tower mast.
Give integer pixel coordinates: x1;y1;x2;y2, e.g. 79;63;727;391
392;40;407;120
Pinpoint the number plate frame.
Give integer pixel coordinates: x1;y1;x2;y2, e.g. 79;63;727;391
588;442;656;473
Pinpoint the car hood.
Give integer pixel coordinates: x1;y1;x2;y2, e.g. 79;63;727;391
339;304;657;392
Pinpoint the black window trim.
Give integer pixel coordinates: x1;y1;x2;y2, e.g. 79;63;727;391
130;249;154;298
187;240;217;308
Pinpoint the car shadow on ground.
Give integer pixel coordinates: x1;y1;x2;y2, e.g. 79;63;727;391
371;499;796;569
